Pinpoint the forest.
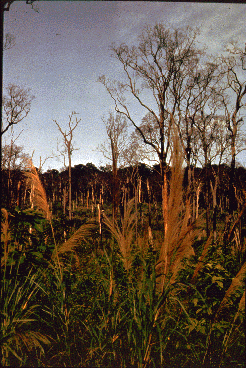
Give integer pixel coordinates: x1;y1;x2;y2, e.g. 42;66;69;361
1;21;246;367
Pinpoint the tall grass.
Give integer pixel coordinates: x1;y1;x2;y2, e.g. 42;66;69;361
156;131;199;291
1;146;245;367
1;208;50;366
103;197;136;273
97;130;245;367
202;260;246;367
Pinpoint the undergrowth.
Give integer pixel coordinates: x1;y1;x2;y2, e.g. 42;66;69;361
1;152;245;367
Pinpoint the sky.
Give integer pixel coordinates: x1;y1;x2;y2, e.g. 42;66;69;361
3;1;246;172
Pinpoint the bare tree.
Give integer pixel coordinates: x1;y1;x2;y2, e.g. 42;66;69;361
129;112;160;165
170;54;232;235
99;24;202;234
0;1;38;138
54;112;80;220
219;45;246;212
1;84;35;136
1;139;31;208
1;142;30;171
99;111;128;221
174;58;222;164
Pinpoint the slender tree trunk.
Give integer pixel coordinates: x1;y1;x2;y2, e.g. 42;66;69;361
54;112;80;219
162;165;168;236
210;175;218;241
147;179;153;247
205;170;210;238
23;187;27;206
87;189;89;209
203;148;210;238
195;182;201;220
16;180;21;207
229;137;237;213
68;151;72;220
112;150;119;223
63;187;66;215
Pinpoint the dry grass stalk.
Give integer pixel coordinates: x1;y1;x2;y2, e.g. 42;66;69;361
214;261;246;322
54;219;97;266
103;198;136;272
156;130;197;292
24;161;51;221
1;208;11;268
24;160;62;275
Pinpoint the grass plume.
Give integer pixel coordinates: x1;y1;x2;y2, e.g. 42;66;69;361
54;218;98;266
24;161;51;221
214;261;246;322
156;130;197;291
24;160;61;274
103;198;136;272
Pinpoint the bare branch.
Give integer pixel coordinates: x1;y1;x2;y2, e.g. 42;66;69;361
1;84;35;136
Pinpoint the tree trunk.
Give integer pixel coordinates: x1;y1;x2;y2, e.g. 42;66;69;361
195;181;201;220
210;175;218;241
112;151;119;223
16;180;21;207
161;164;168;237
68;149;72;220
63;187;66;215
229;141;237;213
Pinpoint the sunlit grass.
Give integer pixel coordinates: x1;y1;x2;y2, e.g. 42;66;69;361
1;142;245;367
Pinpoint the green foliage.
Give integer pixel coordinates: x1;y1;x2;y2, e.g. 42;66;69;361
3;207;55;273
1;255;50;366
1;198;245;367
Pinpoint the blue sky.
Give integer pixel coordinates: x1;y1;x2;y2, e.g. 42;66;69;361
3;1;246;171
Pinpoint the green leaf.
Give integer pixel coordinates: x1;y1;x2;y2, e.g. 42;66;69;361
31;252;43;259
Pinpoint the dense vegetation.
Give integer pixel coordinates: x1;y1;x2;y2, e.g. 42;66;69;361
1;143;245;367
1;20;245;368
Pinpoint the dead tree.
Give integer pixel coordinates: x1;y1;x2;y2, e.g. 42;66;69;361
54;112;80;220
1;84;34;136
99;24;202;235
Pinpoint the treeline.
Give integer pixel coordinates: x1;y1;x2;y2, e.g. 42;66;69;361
2;161;246;233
